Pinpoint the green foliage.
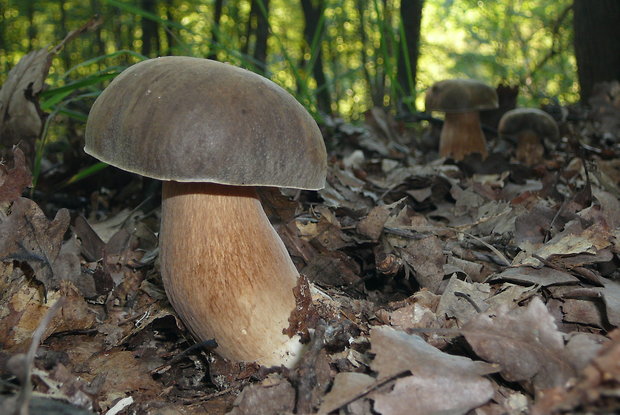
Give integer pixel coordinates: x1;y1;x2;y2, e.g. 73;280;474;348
420;0;576;106
0;0;577;119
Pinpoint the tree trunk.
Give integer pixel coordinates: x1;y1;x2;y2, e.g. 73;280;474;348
140;0;160;57
208;0;224;60
26;2;36;51
253;0;269;73
57;0;72;71
300;0;331;114
573;0;620;101
164;0;175;55
396;0;423;112
90;0;107;60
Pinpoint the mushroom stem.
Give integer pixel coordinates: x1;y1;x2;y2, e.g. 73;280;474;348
160;182;303;367
439;111;488;161
515;130;545;166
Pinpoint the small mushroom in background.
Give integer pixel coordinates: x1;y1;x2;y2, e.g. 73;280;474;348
425;79;499;161
84;57;327;367
498;108;559;166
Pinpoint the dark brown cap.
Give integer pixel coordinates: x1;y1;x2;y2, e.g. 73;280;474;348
85;57;327;190
498;108;559;140
425;79;498;113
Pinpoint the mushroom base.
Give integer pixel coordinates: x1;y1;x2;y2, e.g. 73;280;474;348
515;130;545;166
439;111;488;161
160;182;304;367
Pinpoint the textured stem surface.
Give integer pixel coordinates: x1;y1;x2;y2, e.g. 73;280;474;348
439;111;488;160
160;182;303;367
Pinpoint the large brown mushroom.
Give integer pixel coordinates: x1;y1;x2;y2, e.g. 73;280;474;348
498;108;559;166
425;79;498;160
84;57;327;367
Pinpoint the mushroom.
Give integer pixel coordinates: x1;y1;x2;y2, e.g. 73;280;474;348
84;57;327;367
425;79;498;161
498;108;559;166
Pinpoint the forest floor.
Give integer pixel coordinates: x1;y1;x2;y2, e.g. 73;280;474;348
2;70;620;414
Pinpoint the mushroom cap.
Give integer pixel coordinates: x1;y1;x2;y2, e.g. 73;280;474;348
425;79;499;113
498;108;559;140
85;57;327;190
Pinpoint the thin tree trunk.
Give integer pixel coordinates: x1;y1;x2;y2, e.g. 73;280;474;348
242;0;256;57
573;0;620;101
300;0;331;114
208;0;224;60
57;0;72;71
90;0;107;59
140;0;159;57
26;2;36;51
164;0;175;55
396;0;423;112
1;5;9;73
253;0;269;73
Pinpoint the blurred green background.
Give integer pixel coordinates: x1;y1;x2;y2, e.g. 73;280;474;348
0;0;577;122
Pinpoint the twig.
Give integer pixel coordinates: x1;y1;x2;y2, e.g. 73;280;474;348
455;230;512;267
14;297;65;415
454;291;482;313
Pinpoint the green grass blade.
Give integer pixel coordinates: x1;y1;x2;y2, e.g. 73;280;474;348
62;162;109;187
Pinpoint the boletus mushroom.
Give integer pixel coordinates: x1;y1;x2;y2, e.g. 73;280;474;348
84;57;327;367
498;108;559;166
425;79;498;160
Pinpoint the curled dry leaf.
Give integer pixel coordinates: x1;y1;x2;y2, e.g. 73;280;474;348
0;280;95;352
0;197;70;292
399;235;445;293
0;147;32;203
226;375;295;415
318;372;375;414
601;278;620;327
0;48;51;159
370;326;497;415
462;297;576;392
531;329;620;415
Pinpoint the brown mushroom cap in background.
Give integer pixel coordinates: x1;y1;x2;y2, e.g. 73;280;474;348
425;79;499;113
84;56;327;190
498;108;560;140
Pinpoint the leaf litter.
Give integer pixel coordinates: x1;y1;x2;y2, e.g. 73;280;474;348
2;55;620;415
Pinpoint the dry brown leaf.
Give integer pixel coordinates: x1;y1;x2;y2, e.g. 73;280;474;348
0;17;101;160
372;373;495;415
0;280;95;352
601;278;620;327
0;147;32;203
0;197;70;292
531;329;620;415
489;266;579;286
0;49;51;158
400;235;445;293
370;326;497;415
370;326;497;381
436;275;491;324
226;375;295;415
357;205;390;241
318;372;375;414
560;298;604;327
462;297;576;392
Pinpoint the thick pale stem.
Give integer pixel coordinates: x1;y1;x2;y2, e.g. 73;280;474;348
160;182;303;367
515;130;544;166
439;111;488;161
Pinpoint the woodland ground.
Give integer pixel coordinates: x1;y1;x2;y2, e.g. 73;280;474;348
1;49;620;415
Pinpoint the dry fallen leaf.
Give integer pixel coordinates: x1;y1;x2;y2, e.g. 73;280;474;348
370;326;497;415
0;197;70;292
399;235;445;293
226;375;295;415
462;297;576;392
318;372;375;414
0;147;32;203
